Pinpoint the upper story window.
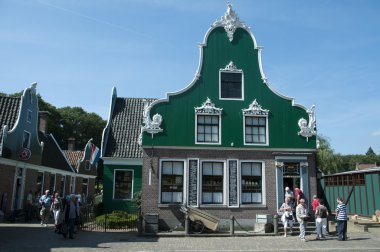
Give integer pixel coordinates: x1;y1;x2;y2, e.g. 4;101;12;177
242;100;269;145
220;61;243;100
27;110;32;123
160;160;184;204
195;98;223;144
22;131;31;149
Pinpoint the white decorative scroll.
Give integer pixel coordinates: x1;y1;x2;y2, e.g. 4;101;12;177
212;4;249;42
275;161;284;168
220;61;242;72
300;161;309;168
194;97;223;115
242;99;269;116
298;105;316;142
141;100;163;139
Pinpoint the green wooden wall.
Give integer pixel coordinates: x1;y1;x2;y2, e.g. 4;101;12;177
143;27;316;149
319;172;380;217
103;164;142;213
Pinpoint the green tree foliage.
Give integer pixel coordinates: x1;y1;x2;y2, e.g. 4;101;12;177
316;135;343;174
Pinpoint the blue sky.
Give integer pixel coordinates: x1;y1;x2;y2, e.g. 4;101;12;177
1;0;379;155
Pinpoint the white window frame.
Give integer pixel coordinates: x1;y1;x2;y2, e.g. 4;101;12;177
158;159;186;205
195;114;221;145
200;160;226;206
239;160;266;207
113;169;134;201
219;61;244;101
243;115;269;146
27;109;32;123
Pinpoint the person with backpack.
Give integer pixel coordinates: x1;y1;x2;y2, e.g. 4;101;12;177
39;190;52;227
315;198;329;240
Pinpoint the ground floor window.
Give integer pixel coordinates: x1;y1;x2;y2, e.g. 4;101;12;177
114;170;133;200
49;174;56;193
241;162;262;204
202;161;224;204
161;161;184;203
36;172;44;195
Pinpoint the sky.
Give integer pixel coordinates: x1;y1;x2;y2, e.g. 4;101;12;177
1;0;379;155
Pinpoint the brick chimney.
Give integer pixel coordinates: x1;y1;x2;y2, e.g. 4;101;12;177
67;137;76;151
39;111;51;134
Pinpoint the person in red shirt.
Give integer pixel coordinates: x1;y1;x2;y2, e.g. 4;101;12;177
312;195;319;212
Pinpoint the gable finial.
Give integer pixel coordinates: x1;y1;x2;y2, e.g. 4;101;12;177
212;3;248;42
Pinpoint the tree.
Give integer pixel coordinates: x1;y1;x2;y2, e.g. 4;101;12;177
366;147;376;156
316;135;343;174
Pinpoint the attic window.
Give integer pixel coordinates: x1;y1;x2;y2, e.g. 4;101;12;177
220;62;243;100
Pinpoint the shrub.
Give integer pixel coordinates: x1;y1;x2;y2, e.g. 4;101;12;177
95;210;138;229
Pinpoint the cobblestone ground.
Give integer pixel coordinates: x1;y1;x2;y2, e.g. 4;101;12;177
1;223;380;252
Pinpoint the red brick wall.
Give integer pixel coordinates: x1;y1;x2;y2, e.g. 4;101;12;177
141;148;317;229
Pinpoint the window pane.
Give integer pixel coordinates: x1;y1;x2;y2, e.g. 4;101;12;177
241;166;251;176
259;135;266;143
259;127;266;134
205;116;212;124
197;134;204;141
205;134;212;142
245;135;252;143
205;126;212;134
114;170;133;200
198;125;204;133
252;118;259;125
221;72;242;99
212;126;218;134
173;162;184;175
198;116;204;124
246;117;252;125
259;118;266;125
212;134;219;142
212;116;219;124
253;135;259;142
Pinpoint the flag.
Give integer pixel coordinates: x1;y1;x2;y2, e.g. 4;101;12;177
90;143;100;166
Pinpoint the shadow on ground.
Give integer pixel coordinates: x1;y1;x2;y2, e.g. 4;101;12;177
0;225;158;252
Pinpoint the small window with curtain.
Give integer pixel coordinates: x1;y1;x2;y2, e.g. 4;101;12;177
160;161;184;204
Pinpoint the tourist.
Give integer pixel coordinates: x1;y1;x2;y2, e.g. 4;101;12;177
279;196;294;237
296;198;309;242
336;196;348;241
315;199;329;240
39;190;52;227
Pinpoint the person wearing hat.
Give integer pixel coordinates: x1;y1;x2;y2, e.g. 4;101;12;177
39;190;52;227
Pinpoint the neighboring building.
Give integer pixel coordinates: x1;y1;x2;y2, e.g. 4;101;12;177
63;138;99;202
320;167;380;217
101;87;156;212
138;5;317;230
0;83;96;217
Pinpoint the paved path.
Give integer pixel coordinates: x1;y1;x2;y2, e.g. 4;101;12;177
1;223;380;252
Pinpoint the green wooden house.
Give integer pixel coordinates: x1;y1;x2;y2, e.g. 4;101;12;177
101;87;156;212
138;4;318;230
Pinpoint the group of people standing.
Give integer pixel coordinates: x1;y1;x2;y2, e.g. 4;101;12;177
279;187;348;242
25;189;81;239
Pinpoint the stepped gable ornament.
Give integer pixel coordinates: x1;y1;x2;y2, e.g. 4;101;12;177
242;99;269;116
298;105;316;142
212;4;249;42
141;100;163;139
195;97;223;115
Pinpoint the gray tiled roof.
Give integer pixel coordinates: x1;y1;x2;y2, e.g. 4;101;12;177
104;98;156;158
0;96;21;140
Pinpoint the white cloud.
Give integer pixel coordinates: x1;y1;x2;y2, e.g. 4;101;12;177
372;129;380;136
